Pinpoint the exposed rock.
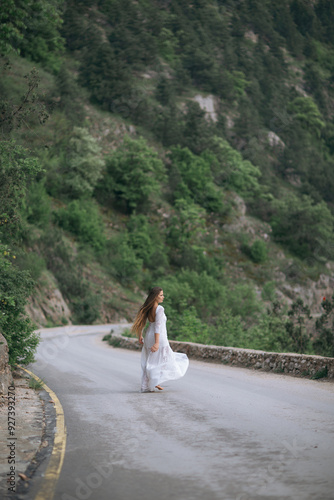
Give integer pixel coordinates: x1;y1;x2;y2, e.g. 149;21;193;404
244;30;258;43
25;271;72;328
267;131;285;149
0;333;13;394
280;274;334;316
192;94;218;122
223;193;272;242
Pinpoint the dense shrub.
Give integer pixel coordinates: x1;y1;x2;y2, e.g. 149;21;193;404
271;193;334;260
97;136;164;213
168;146;224;213
0;247;39;365
55;199;106;252
250;240;268;263
47;127;105;199
106;233;143;285
25;181;51;229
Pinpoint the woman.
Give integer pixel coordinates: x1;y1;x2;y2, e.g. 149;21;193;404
132;287;189;393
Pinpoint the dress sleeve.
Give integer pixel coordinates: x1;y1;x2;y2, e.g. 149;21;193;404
154;306;164;335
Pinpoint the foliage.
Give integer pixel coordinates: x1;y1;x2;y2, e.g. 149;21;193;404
47;126;104;199
97;136;164;213
127;214;168;273
313;295;334;357
208;137;261;197
0;140;43;364
285;298;312;354
271;193;334;260
0;0;64;70
41;228;101;324
55;198;106;252
169;306;210;344
168;146;223;213
167;199;206;253
106;232;143;285
24;180;51;229
0;141;42;226
248;301;290;352
0;246;39;365
287;96;325;138
2;0;334;358
0;65;50;135
244;239;268;264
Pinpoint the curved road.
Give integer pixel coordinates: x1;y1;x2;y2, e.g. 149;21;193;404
29;325;334;500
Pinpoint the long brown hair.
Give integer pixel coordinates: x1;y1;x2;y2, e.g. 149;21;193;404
131;287;163;337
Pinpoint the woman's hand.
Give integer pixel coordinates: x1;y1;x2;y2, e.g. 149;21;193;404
151;343;159;352
139;335;144;345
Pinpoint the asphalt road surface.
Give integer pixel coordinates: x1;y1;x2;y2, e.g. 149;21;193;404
29;325;334;500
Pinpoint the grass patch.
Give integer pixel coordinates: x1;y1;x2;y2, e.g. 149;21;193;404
28;376;45;390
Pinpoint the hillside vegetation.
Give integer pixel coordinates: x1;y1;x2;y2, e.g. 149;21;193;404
1;0;334;365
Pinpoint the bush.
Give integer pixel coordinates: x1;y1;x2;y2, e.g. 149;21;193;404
0;247;39;365
55;199;106;252
167;199;206;253
225;283;263;323
169;306;210;344
97;136;164;213
106;233;143;285
241;239;268;263
209;137;261;197
46;127;105;199
285;299;313;354
168;146;224;213
25;181;51;229
250;240;268;263
208;309;246;347
271;193;334;260
0;141;42;225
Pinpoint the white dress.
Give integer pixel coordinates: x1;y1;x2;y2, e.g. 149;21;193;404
141;305;189;392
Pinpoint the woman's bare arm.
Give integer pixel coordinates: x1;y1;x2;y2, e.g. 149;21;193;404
151;333;160;352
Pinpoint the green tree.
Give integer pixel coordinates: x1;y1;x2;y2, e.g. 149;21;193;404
169;146;223;213
209;137;261;197
287;97;325;138
98;136;164;213
0;0;64;69
0;141;42;365
285;298;312;354
0;247;39;365
55;199;106;252
271;193;334;259
0;141;41;227
167;199;206;252
47;127;104;199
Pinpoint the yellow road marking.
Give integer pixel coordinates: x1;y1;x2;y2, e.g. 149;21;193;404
20;367;67;500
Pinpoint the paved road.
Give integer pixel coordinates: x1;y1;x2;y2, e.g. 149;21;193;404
30;325;334;500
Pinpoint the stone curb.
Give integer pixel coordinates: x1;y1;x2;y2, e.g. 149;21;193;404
107;331;334;379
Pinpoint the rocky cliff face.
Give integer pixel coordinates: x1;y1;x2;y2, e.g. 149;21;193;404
25;271;72;328
223;193;334;316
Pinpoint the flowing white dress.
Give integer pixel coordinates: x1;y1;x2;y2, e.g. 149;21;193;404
141;305;189;392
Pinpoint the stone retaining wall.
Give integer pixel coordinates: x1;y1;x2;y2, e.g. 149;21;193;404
109;331;334;379
0;333;13;394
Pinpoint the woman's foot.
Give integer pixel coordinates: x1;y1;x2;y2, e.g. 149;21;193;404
155;385;164;390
